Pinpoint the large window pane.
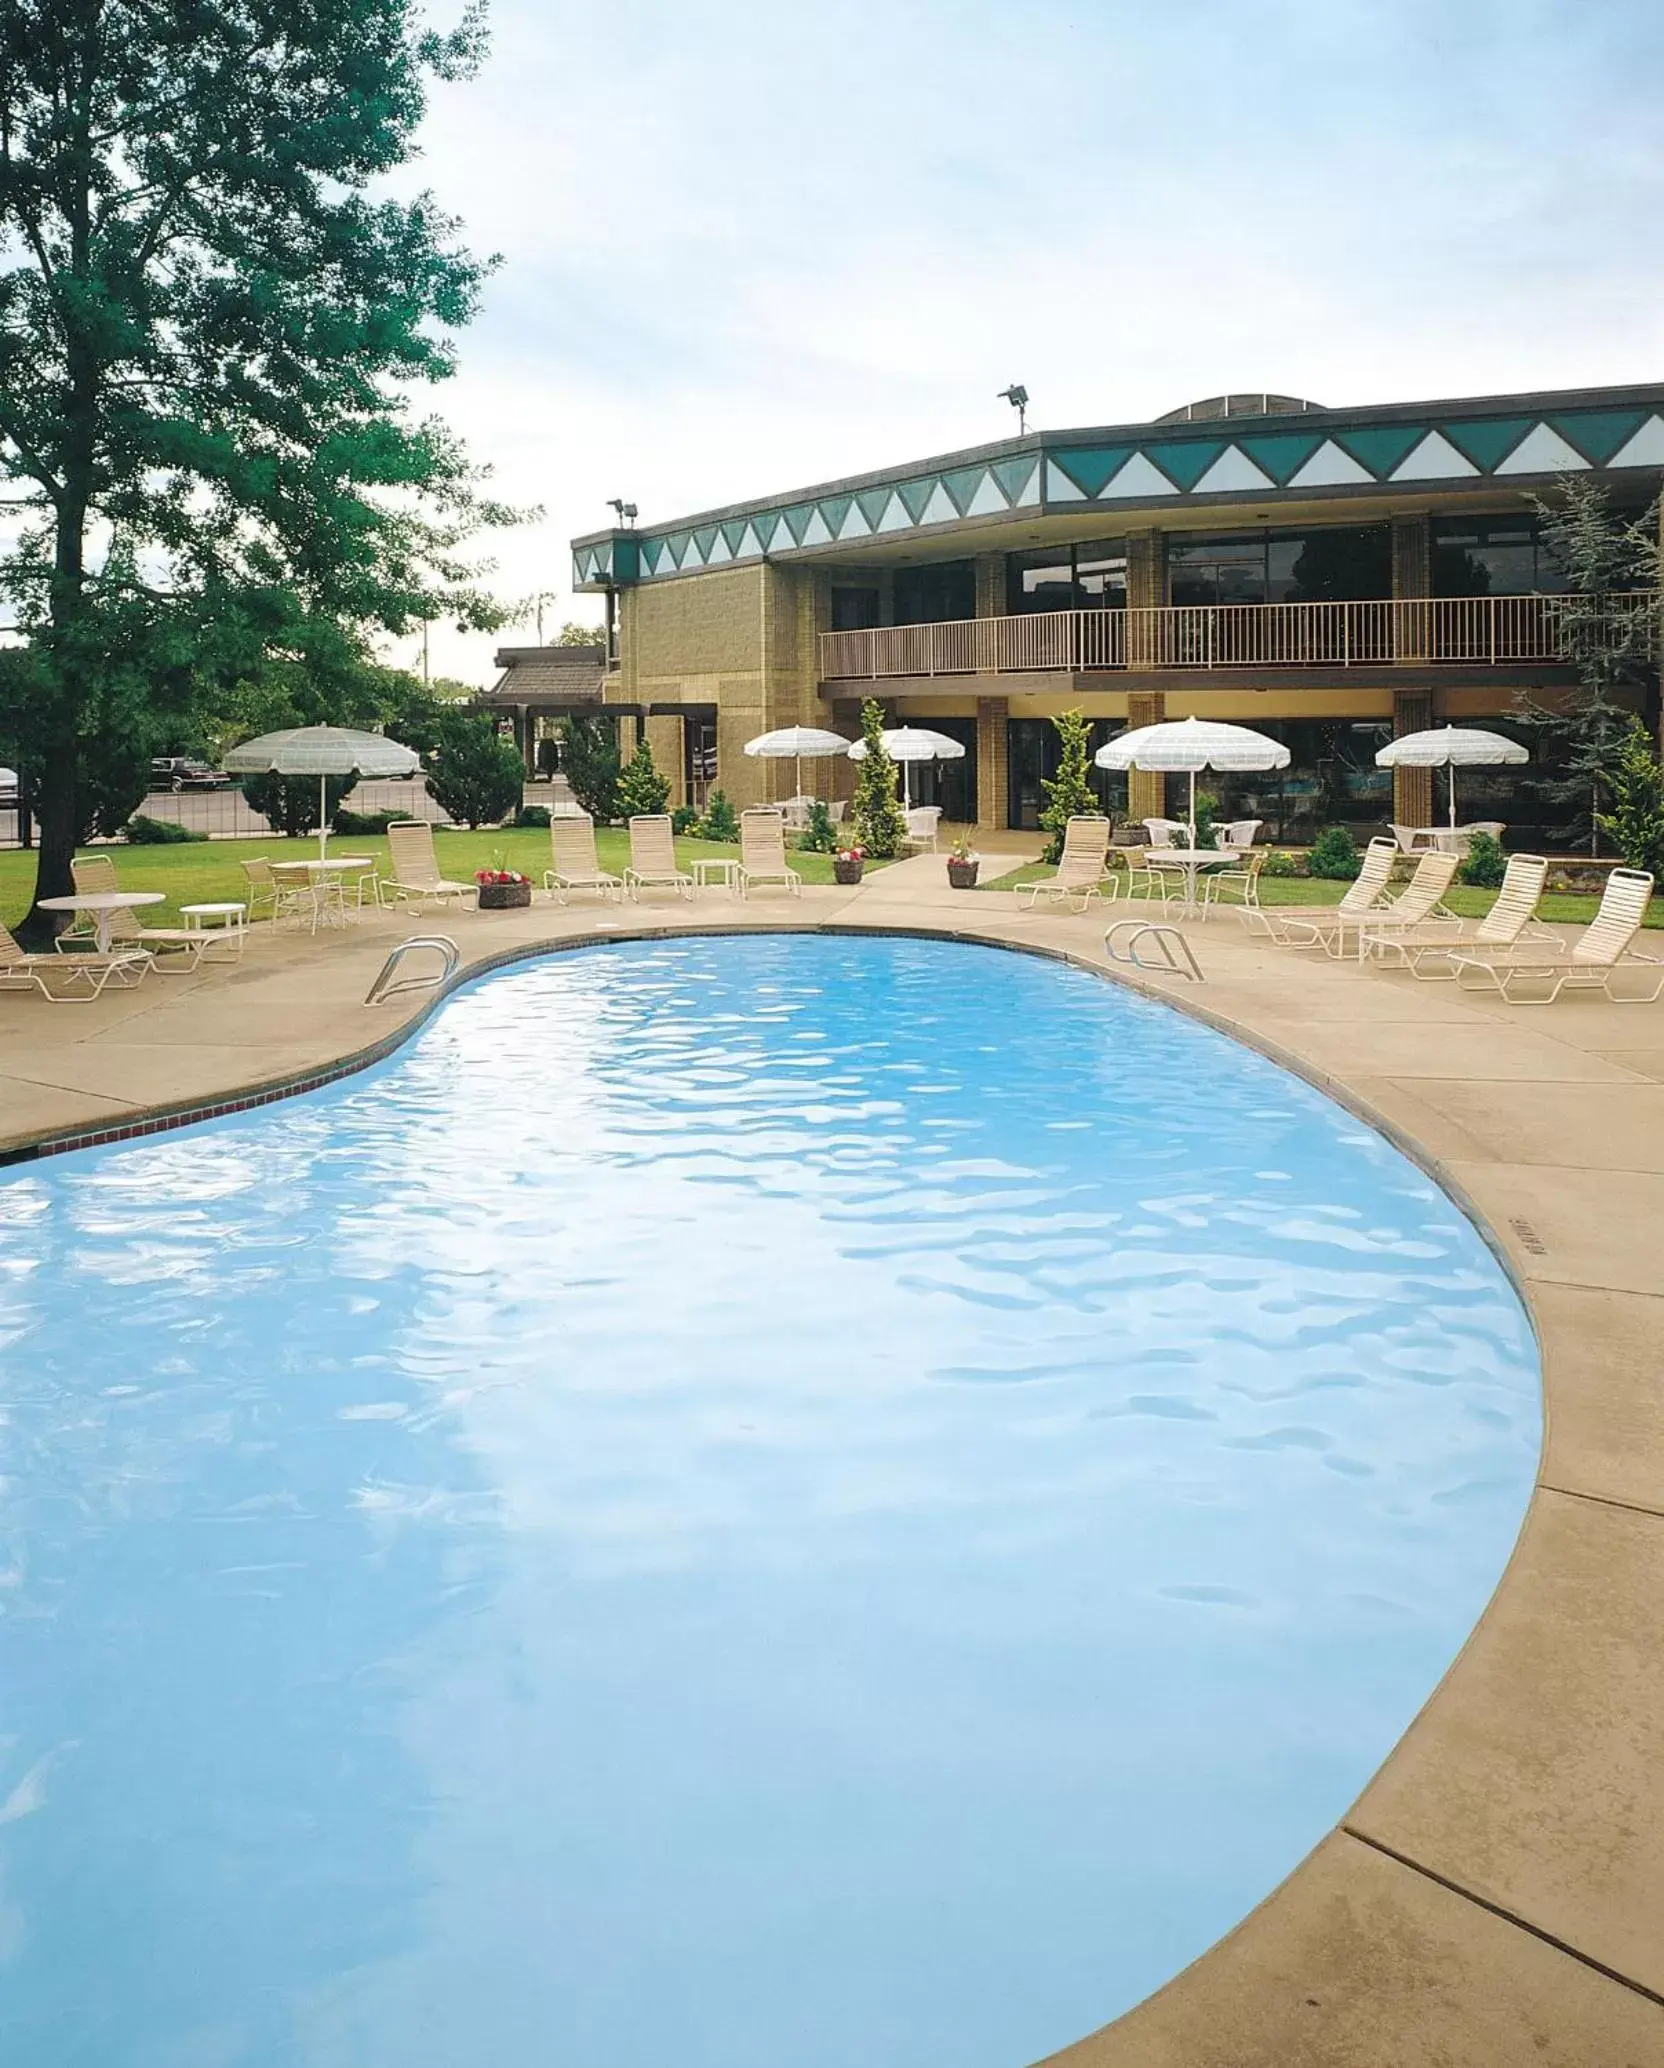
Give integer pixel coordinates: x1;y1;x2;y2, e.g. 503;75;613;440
894;560;975;625
831;586;880;631
1432;518;1565;596
1005;540;1127;614
1274;524;1392;603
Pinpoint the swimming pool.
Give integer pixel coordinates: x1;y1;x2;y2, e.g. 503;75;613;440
0;934;1539;2067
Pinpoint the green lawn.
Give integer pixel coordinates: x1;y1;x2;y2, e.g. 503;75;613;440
0;826;869;931
979;859;1662;928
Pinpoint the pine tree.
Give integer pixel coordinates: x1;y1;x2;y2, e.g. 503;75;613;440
1595;717;1664;879
1516;481;1660;854
616;733;671;819
850;698;907;858
699;788;739;842
1038;709;1102;863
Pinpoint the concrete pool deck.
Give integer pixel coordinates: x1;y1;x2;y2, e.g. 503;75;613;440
1;852;1661;2065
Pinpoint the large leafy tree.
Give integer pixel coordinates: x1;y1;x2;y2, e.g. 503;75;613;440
0;0;514;928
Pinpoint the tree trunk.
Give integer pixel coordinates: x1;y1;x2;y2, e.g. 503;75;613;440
22;731;78;939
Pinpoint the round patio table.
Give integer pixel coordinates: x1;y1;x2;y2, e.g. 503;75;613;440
269;856;374;932
37;890;164;955
1144;848;1239;919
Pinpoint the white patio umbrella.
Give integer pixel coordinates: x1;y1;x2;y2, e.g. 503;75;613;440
1375;725;1528;829
223;725;421;857
1094;715;1289;844
742;726;851;803
846;725;966;808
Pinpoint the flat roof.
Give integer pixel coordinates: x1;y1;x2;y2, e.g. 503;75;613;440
572;380;1664;592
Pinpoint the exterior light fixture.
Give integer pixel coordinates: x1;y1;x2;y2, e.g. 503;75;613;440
998;384;1029;434
607;499;639;526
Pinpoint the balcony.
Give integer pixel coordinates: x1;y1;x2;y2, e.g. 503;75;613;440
817;594;1647;682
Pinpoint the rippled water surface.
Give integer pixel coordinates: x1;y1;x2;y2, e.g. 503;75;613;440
0;935;1539;2067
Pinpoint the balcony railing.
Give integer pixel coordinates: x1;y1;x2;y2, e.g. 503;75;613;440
817;594;1651;681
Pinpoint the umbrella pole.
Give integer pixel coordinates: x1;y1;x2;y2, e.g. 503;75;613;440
319;772;328;858
1449;765;1458;830
1188;769;1197;847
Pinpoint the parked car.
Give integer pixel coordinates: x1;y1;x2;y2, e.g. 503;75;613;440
0;765;18;804
150;756;231;791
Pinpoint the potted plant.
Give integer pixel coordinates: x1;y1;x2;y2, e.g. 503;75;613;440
475;862;533;910
946;835;979;889
832;843;866;886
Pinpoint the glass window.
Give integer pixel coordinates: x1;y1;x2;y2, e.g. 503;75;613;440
1006;539;1127;614
893;560;976;625
1432;518;1566;596
1168;536;1268;608
1273;524;1391;603
831;586;880;631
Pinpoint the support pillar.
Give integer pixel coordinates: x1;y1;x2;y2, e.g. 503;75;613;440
976;697;1008;829
1392;688;1435;826
1126;689;1167;823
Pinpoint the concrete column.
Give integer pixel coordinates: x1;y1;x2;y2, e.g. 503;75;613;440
1392;688;1435;826
1392;515;1431;662
1126;689;1168;823
1125;528;1165;670
976;697;1009;828
974;554;1005;619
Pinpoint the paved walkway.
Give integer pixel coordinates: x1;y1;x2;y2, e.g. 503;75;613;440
2;854;1661;2066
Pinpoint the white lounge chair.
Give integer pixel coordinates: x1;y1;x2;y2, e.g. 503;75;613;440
624;814;693;900
1360;853;1550;976
1016;815;1111;912
3;917;149;1000
1254;837;1399;947
1289;847;1461;961
379;821;470;909
59;855;211;970
544;813;622;903
736;809;802;898
903;805;942;852
1447;868;1664;1003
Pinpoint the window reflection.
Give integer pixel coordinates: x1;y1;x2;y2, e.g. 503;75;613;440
1007;540;1127;614
1169;526;1390;607
1431;519;1566;597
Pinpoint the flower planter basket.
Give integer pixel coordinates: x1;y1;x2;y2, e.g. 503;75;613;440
477;880;532;910
833;857;865;886
946;859;979;890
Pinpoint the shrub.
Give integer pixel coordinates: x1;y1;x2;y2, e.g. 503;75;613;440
1595;715;1664;878
798;799;837;853
1259;848;1305;878
243;769;358;837
1459;830;1508;888
559;714;620;822
1192;790;1220;851
850;697;907;859
671;804;700;835
1038;710;1101;864
616;733;671;819
332;807;402;836
699;788;740;842
124;813;207;844
513;803;551;828
427;710;524;828
1307;826;1361;880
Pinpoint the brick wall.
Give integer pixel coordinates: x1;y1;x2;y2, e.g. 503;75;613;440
976;697;1009;826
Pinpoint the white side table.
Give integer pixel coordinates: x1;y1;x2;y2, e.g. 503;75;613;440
692;858;740;894
180;902;248;960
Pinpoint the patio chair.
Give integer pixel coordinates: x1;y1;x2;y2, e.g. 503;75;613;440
1201;847;1267;916
1446;868;1664;1004
1143;817;1189;849
1288;847;1461;961
623;814;693;900
1015;815;1111;913
903;805;942;852
1218;819;1261;849
544;813;622;903
2;918;149;1000
1253;837;1399;947
379;820;470;910
241;856;307;926
736;809;802;898
1388;823;1432;855
60;855;213;969
1360;852;1550;977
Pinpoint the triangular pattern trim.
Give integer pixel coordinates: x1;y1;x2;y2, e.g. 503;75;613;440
1441;417;1534;472
876;492;913;532
1095;451;1182;499
800;507;833;546
1551;408;1649;466
1143;439;1225;490
837;500;872;539
1287;440;1375;489
992;455;1040;506
1191;446;1278;495
898;478;935;523
1495;423;1590;475
919;481;959;525
1050;445;1134;498
1044;458;1086;503
1390;430;1480;482
1609;415;1664;468
1237;431;1324;484
965;471;1008;517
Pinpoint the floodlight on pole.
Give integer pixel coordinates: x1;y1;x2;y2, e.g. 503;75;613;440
998;383;1029;435
607;498;638;527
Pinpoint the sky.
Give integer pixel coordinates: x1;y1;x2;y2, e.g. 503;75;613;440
397;0;1664;683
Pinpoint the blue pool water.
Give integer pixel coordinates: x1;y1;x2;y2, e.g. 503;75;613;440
0;935;1538;2067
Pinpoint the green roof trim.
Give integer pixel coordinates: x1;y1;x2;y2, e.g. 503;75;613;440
939;465;986;515
1145;438;1226;491
898;477;936;524
1441;417;1536;471
1238;430;1325;484
1550;408;1650;466
1333;424;1424;476
1050;445;1136;498
856;487;892;529
992;455;1040;505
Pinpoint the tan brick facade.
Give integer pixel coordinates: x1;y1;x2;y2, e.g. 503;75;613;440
1125;689;1168;823
976;697;1009;825
1391;688;1435;826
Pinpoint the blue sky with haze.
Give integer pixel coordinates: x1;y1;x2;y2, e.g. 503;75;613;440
408;0;1664;679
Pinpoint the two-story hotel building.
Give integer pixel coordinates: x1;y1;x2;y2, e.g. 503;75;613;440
568;383;1664;839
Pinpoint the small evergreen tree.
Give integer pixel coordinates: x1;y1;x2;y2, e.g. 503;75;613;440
699;789;740;842
1307;826;1361;879
798;799;838;852
1459;830;1508;888
1192;790;1220;851
426;711;524;828
1595;717;1664;880
850;698;907;858
1038;709;1103;863
243;771;359;839
559;715;620;823
616;734;671;819
1516;480;1660;853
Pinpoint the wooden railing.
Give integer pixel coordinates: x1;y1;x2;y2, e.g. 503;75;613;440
817;594;1650;680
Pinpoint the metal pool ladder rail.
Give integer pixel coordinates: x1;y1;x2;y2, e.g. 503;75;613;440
365;935;460;1006
1103;919;1205;982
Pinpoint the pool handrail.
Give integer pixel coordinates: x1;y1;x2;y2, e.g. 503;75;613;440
364;935;461;1006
